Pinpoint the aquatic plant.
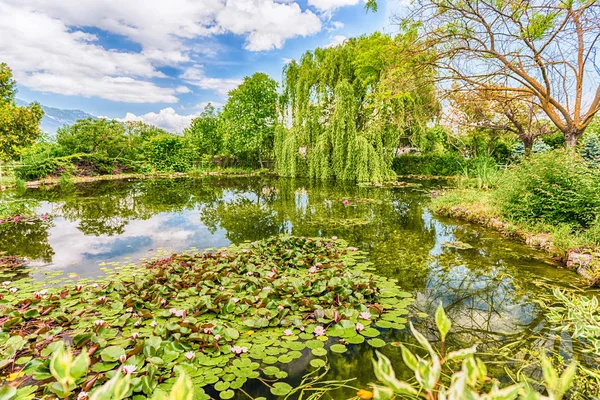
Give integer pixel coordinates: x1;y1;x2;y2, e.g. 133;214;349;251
0;236;412;398
369;304;577;400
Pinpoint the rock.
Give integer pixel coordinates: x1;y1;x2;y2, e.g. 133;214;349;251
565;249;600;285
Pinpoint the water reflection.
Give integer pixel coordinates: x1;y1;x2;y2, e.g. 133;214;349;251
0;176;586;392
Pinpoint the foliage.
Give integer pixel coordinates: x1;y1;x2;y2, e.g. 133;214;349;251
57;118;125;157
143;134;190;173
513;141;551;157
277;32;438;182
546;290;600;354
221;73;278;168
392;153;464;176
0;63;44;162
15;153;138;181
498;150;600;229
580;131;600;169
183;103;222;162
459;156;501;189
370;304;577;400
0;236;412;399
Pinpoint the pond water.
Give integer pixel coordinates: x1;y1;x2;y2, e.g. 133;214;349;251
0;176;589;397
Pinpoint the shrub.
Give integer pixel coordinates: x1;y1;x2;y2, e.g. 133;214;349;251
498;149;600;229
460;155;501;189
581;132;600;169
15;153;138;181
392;153;464;176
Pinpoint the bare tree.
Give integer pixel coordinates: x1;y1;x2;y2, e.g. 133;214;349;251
375;0;600;148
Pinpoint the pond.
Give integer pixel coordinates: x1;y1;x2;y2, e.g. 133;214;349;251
0;176;589;398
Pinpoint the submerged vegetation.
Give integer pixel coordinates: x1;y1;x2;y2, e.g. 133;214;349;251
0;236;412;399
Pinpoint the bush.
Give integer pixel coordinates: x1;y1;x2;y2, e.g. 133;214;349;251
581;132;600;169
392;153;464;176
498;149;600;229
15;153;138;181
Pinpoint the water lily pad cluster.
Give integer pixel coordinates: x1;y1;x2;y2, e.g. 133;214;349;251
0;236;412;399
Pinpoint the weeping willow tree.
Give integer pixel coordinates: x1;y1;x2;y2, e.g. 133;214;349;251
275;31;439;182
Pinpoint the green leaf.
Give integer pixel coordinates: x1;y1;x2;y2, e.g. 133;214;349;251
100;346;126;363
329;344;347;353
367;338;386;348
435;302;451;342
168;372;194;400
270;382;292;396
0;385;17;400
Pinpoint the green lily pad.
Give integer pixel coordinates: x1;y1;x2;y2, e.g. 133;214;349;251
367;338;386;348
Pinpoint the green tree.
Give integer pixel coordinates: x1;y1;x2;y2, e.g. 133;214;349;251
221;73;278;167
0;63;44;161
276;32;438;182
183;103;222;159
56;118;127;158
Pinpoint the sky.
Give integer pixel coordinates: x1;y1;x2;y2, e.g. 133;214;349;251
1;0;405;133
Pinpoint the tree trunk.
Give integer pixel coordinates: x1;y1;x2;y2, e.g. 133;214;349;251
522;135;534;156
565;130;582;149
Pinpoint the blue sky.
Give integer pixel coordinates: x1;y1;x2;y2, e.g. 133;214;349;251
2;0;404;132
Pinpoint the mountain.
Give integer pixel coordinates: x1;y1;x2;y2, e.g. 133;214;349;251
15;99;96;136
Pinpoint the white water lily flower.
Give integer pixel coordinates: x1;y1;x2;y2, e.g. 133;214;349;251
122;365;137;375
284;329;293;336
77;391;89;400
359;311;372;321
356;323;365;332
184;351;195;361
9;287;18;293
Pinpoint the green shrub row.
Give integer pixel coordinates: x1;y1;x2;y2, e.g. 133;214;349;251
392;153;465;176
15;153;140;181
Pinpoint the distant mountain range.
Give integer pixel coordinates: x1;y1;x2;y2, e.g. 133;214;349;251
16;99;96;136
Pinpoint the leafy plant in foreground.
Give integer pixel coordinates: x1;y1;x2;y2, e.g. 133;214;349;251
370;304;576;400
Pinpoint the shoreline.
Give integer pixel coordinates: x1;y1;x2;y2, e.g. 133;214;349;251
432;199;600;286
1;169;272;190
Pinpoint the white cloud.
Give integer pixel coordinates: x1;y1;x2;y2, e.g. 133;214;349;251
182;66;243;97
1;0;327;102
282;58;294;64
118;108;198;133
325;35;348;48
308;0;362;12
330;21;345;30
216;0;322;51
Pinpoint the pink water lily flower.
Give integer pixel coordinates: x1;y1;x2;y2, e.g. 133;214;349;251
356;323;365;332
119;354;127;363
331;236;337;241
313;326;326;336
98;296;107;303
9;287;18;293
94;320;106;327
246;271;253;276
232;298;240;303
75;284;83;291
184;351;195;361
150;320;157;328
343;199;349;205
266;271;276;279
91;283;99;288
204;326;214;334
2;281;11;287
284;329;293;336
34;292;42;299
41;215;49;220
230;346;248;355
359;311;372;321
77;392;89;400
39;289;48;295
308;266;317;274
348;247;358;252
219;286;225;291
277;305;284;311
214;334;221;341
131;332;139;340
